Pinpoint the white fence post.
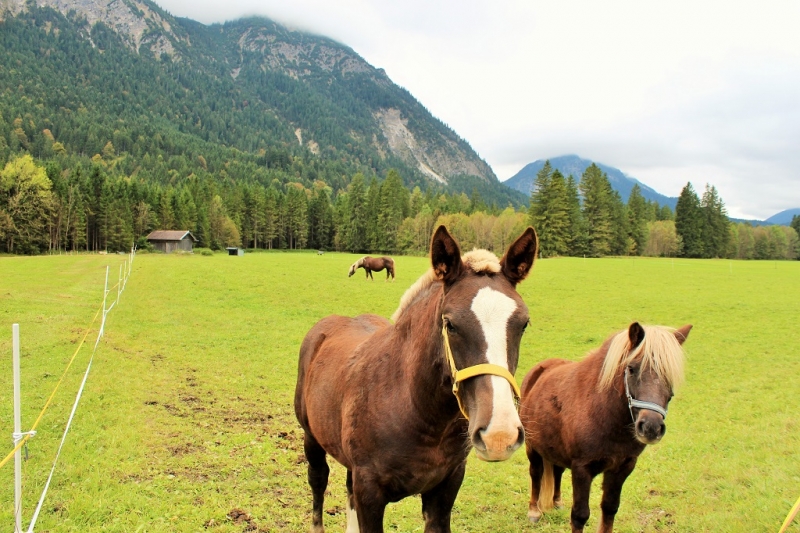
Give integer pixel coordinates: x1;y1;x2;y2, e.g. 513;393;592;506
13;324;22;533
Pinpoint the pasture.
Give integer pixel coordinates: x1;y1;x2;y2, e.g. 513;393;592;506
1;251;798;532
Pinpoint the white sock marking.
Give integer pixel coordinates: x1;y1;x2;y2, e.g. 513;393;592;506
345;500;359;533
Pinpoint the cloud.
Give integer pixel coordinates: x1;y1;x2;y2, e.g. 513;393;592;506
156;0;800;219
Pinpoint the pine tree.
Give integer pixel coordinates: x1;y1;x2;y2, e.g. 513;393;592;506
627;184;648;255
346;173;368;252
377;169;408;253
700;184;730;258
365;177;381;250
675;183;704;258
529;162;570;256
565;175;586;256
580;164;613;256
609;189;630;255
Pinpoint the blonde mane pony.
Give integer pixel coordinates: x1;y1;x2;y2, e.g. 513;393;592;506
390;249;501;322
349;257;366;276
598;325;686;391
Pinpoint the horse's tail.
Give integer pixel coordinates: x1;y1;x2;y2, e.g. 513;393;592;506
538;459;555;512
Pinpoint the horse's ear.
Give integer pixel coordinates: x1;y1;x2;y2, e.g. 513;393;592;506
674;324;692;344
628;322;645;349
500;227;538;285
430;225;463;284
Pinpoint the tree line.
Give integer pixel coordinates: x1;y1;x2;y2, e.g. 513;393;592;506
0;154;524;255
526;161;799;260
2;154;797;261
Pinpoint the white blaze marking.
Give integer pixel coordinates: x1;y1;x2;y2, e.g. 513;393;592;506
470;287;521;433
345;500;359;533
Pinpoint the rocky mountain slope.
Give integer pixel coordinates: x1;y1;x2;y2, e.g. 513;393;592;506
1;0;525;205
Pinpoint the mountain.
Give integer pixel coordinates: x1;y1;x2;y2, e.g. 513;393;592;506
0;0;526;206
503;155;677;208
765;208;800;225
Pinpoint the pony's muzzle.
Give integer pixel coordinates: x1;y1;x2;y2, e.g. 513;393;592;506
635;412;666;444
471;424;524;461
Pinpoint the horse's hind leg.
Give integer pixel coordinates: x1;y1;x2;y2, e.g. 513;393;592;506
345;470;359;533
304;432;330;533
553;465;565;508
527;450;544;522
420;461;466;533
597;458;637;533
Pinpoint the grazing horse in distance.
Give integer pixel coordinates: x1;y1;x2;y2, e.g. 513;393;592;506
348;256;395;281
296;225;539;533
520;322;691;533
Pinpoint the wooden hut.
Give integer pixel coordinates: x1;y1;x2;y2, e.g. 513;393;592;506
146;230;197;253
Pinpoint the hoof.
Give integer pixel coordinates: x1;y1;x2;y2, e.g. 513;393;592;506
554;498;564;509
528;509;542;523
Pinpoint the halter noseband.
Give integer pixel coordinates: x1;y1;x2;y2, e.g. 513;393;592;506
441;317;521;420
624;366;668;421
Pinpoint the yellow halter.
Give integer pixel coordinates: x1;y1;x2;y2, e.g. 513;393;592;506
441;317;522;420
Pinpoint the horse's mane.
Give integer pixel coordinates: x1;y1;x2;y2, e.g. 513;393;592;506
390;249;501;323
597;326;686;391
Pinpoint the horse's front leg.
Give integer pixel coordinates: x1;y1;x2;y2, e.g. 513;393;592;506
596;458;637;533
526;449;544;522
352;469;388;533
570;465;594;533
421;461;466;533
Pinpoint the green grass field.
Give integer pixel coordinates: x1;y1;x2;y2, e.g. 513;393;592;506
1;251;798;532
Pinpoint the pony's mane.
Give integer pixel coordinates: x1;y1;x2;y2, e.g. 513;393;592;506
390;249;501;322
597;326;686;391
349;257;366;273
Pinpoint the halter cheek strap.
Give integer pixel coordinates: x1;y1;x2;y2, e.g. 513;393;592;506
624;366;668;421
442;318;521;420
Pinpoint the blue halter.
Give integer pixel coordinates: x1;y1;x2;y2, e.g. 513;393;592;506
624;366;668;421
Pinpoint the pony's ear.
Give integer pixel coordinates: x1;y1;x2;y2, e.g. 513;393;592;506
628;322;645;349
430;225;463;284
500;227;538;285
674;324;692;344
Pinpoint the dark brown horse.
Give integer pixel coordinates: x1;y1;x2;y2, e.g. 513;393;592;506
295;225;538;532
520;322;691;533
348;256;395;281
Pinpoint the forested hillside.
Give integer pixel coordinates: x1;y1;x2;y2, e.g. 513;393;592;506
0;1;527;255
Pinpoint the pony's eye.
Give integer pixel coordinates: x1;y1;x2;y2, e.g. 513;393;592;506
522;319;530;332
446;321;456;333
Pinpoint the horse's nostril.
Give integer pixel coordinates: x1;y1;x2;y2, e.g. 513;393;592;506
515;426;525;447
635;420;645;434
659;422;666;437
472;427;488;451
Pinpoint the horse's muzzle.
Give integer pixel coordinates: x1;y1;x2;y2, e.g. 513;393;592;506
472;424;525;462
634;412;666;444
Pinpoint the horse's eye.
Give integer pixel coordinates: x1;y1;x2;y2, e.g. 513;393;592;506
445;320;455;333
522;319;530;332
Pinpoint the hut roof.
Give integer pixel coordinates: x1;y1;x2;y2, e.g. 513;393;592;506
146;230;197;242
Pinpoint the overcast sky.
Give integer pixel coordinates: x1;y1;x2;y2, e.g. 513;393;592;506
155;0;800;220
